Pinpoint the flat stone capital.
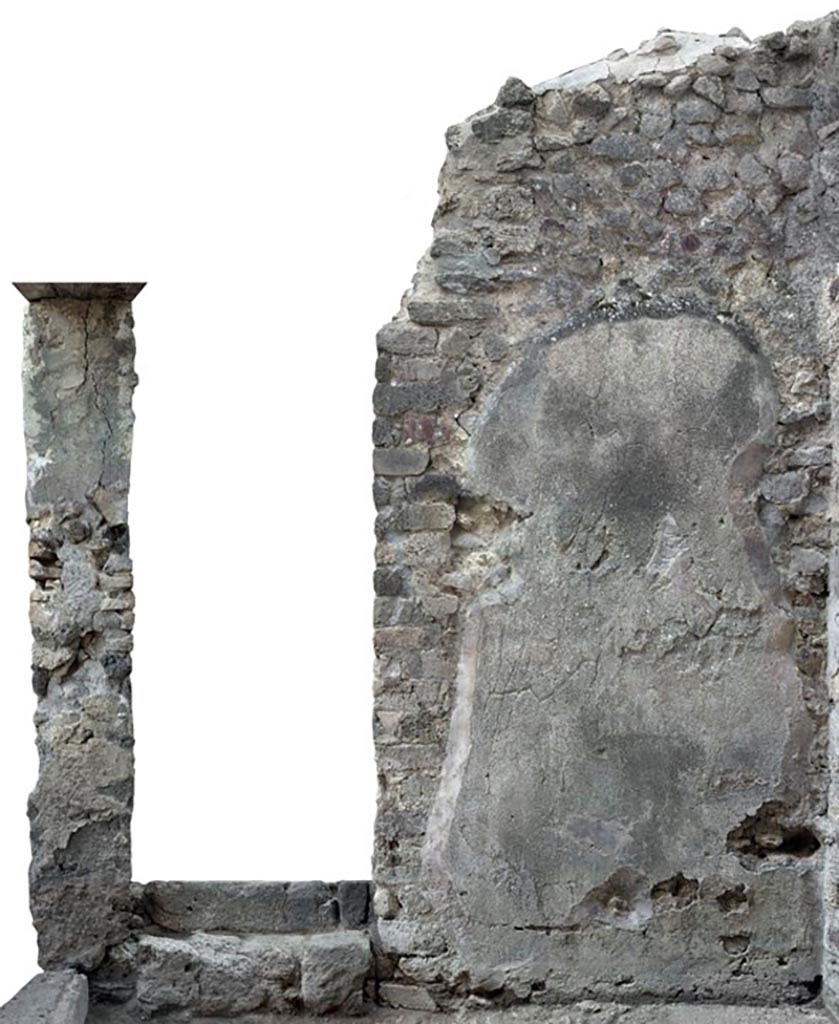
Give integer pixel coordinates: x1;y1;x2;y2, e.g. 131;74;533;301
13;282;146;301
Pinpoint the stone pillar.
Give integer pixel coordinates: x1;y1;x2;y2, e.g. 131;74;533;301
15;283;145;971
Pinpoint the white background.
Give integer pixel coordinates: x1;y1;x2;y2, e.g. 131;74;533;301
0;0;827;1004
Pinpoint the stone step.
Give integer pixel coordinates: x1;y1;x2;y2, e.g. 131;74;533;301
136;930;371;1017
141;880;370;934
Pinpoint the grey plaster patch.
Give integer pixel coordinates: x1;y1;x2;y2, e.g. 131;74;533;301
415;317;822;1000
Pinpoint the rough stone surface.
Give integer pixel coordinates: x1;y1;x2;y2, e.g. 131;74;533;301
416;315;822;1003
301;932;372;1015
374;447;430;477
142;880;370;933
86;1002;833;1023
23;12;839;1024
22;291;142;971
337;880;373;928
0;971;88;1024
136;933;300;1016
14;283;146;301
135;930;371;1016
373;12;838;1017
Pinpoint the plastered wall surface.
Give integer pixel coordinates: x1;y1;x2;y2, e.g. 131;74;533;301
424;315;820;1000
371;12;839;1016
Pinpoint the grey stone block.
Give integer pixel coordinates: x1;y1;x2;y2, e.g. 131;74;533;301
674;97;721;123
374;568;405;596
496;77;535;108
373;447;430;477
0;971;88;1024
379;982;438;1010
405;298;497;325
376;323;437;355
301;932;371;1015
337;880;371;928
136;931;368;1016
761;86;812;108
144;880;356;933
373;382;449;415
733;66;760;90
471;107;532;143
392;503;456;533
590;133;651;161
137;933;299;1016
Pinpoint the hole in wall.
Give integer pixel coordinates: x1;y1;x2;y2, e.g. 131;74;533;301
726;802;820;864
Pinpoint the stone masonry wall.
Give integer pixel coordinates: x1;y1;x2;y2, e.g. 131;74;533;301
16;13;839;1024
371;15;839;1014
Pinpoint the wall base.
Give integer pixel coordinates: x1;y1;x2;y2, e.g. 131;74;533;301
85;1001;832;1023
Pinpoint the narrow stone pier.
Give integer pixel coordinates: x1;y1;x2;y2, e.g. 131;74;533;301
15;283;145;972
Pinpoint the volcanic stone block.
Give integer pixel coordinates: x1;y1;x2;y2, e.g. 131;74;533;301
378;982;438;1010
373;447;430;477
336;880;371;928
137;933;299;1016
143;880;371;933
136;931;371;1016
0;971;88;1024
300;932;372;1015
